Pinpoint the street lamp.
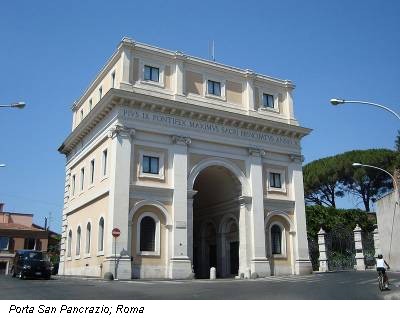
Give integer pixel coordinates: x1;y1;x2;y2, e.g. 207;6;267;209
0;164;5;168
0;102;26;109
352;162;398;262
330;98;400;121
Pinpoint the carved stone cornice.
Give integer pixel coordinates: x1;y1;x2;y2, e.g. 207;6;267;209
171;135;191;146
289;154;304;163
108;124;136;139
238;195;252;206
248;148;266;157
187;190;198;200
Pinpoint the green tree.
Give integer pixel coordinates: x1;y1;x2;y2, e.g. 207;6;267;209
303;156;345;208
337;149;396;211
305;205;376;238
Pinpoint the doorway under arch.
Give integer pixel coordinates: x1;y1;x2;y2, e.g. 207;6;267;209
192;165;242;278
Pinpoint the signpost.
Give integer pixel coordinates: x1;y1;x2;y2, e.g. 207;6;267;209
112;228;120;280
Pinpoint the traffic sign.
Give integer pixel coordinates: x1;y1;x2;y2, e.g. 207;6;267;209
112;228;121;237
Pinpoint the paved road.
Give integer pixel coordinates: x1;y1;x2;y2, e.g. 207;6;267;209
1;271;399;300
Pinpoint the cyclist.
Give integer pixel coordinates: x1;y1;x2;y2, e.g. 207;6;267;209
376;254;390;290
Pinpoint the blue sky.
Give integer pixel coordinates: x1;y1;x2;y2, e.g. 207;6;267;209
0;0;399;231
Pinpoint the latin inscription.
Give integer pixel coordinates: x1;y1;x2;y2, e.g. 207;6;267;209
120;108;299;147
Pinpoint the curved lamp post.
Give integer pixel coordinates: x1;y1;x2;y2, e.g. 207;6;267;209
0;102;26;109
330;99;400;121
352;162;398;262
0;164;5;168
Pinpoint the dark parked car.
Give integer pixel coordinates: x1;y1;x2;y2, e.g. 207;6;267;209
11;250;52;279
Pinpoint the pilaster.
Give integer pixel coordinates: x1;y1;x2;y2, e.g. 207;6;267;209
104;124;135;279
245;70;256;111
174;52;185;96
288;155;313;275
246;148;270;278
169;135;193;279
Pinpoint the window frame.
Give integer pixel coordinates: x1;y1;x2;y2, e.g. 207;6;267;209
268;221;287;258
262;93;275;108
75;226;81;258
259;90;279;112
136;212;160;256
89;159;95;185
80;167;85;192
99;86;103;100
71;174;76;197
0;236;10;251
204;76;226;100
266;168;287;193
67;230;72;259
97;217;105;255
111;71;116;88
85;222;91;256
140;60;165;88
138;150;165;180
102;149;108;178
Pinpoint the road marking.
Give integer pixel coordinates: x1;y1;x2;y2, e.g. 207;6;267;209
356;278;378;285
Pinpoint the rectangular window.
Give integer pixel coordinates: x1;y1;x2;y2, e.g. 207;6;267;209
80;109;84;121
102;149;108;176
270;172;282;189
90;159;95;184
71;175;76;196
99;86;103;100
0;237;9;250
142;156;159;174
144;65;159;82
111;72;116;88
89;99;92;111
24;238;35;250
262;93;274;108
80;167;85;191
207;80;221;96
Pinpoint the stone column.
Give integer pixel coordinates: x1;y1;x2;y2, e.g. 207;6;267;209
317;228;329;272
104;124;135;279
353;224;365;271
288;155;313;274
169;135;193;279
247;148;270;278
373;227;381;258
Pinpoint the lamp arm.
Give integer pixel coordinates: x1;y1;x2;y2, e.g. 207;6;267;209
344;100;400;121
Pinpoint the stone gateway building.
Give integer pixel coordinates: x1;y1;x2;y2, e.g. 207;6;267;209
58;37;312;279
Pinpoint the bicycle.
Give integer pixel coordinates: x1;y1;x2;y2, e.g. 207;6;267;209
378;271;385;291
377;267;390;291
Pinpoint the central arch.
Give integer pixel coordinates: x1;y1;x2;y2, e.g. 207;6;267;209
190;160;244;278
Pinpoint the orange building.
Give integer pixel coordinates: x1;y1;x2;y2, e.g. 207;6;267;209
0;203;49;275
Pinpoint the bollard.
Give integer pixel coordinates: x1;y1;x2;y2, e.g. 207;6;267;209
210;267;216;280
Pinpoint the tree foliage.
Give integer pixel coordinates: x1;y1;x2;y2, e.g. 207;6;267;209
305;205;376;238
303;157;344;208
303;149;396;211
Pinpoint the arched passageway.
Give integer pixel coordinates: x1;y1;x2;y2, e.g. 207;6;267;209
192;165;242;278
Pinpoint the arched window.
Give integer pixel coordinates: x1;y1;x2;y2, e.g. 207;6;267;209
76;226;81;256
86;222;91;254
271;224;282;255
140;216;156;252
67;230;72;257
98;217;104;252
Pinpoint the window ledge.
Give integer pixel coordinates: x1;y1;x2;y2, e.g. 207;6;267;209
97;251;104;257
74;255;81;260
140;79;164;89
267;188;287;194
270;254;287;260
137;251;160;257
205;93;226;102
83;254;91;259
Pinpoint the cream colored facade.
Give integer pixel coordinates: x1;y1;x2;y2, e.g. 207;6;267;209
58;37;312;279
